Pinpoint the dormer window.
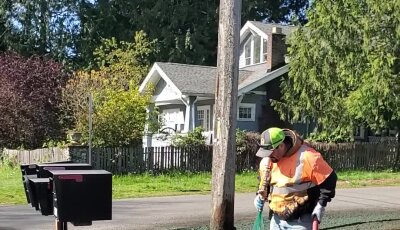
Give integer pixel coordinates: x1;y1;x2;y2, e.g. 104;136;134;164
244;40;251;65
254;36;261;63
241;32;267;67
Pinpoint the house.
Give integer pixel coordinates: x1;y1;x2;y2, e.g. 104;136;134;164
139;21;299;147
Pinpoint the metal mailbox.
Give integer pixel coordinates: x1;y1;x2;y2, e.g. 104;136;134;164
21;164;37;176
28;178;53;215
51;170;112;224
21;164;38;204
21;162;92;216
36;163;92;178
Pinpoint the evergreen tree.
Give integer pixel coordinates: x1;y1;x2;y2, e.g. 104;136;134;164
275;0;400;141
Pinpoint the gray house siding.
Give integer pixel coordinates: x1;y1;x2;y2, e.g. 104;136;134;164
237;94;266;132
260;75;290;131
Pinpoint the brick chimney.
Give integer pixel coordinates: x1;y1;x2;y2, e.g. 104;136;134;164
266;26;287;72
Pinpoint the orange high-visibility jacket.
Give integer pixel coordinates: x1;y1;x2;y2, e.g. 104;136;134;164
259;144;333;216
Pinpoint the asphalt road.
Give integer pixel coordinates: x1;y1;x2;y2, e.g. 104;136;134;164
0;186;399;230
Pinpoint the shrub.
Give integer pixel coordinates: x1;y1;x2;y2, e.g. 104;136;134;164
236;129;260;171
171;127;206;148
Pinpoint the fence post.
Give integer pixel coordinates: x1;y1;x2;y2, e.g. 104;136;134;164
170;146;175;171
149;147;154;171
393;132;400;172
161;147;165;172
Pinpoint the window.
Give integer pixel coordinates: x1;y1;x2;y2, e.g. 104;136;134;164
242;33;265;67
237;103;256;121
253;36;261;63
244;40;251;65
262;39;268;62
197;105;211;131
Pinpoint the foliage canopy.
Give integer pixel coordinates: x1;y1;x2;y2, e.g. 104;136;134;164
62;31;158;146
0;0;310;68
0;53;67;149
274;0;400;141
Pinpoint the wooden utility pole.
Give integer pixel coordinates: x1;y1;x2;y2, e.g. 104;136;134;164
210;0;241;229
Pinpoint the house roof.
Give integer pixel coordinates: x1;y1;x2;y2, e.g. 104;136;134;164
139;62;288;97
246;21;298;36
156;62;216;96
239;21;298;43
139;21;295;98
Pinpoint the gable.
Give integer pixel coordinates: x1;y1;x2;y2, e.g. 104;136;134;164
239;30;267;67
153;77;182;103
139;63;181;96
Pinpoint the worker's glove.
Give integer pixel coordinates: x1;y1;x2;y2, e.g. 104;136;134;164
312;203;325;223
253;194;264;212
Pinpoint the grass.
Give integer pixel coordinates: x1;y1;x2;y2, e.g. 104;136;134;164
1;163;400;205
336;170;400;187
0;164;27;205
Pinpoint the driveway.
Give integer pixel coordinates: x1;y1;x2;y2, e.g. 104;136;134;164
0;186;399;230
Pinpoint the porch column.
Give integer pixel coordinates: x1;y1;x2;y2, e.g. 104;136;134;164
143;103;155;147
183;96;197;132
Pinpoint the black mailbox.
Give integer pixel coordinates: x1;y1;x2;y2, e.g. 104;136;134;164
28;178;53;215
36;163;92;178
51;170;112;224
21;164;37;176
24;175;38;208
21;164;38;204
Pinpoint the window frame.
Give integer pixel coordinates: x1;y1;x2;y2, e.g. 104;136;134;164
242;33;266;67
244;39;252;65
197;105;211;131
237;103;256;121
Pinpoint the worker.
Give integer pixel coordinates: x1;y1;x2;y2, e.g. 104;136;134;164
253;127;337;230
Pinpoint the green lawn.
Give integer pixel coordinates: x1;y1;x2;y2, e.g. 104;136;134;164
1;164;400;205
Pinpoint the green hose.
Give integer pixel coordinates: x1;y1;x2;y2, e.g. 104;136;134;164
252;211;265;230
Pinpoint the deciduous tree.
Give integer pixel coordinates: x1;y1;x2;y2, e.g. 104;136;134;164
62;31;158;146
0;53;67;149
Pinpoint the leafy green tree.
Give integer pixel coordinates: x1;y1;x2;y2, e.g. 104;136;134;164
62;31;158;146
274;0;400;141
93;31;157;85
92;85;151;146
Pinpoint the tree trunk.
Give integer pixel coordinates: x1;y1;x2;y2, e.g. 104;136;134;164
210;0;241;229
